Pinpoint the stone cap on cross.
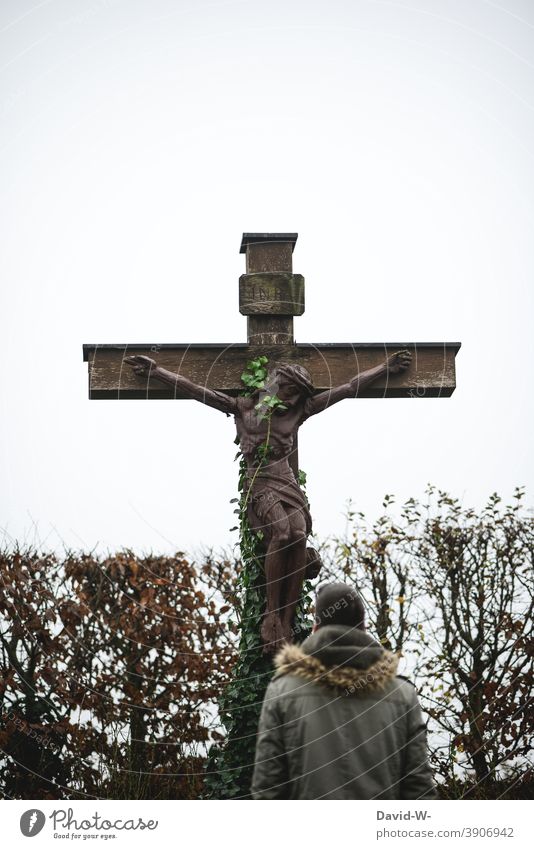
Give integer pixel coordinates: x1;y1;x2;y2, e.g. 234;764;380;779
82;232;460;400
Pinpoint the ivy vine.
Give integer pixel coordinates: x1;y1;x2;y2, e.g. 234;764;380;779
205;356;313;798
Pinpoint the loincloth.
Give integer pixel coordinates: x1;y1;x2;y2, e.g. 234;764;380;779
245;460;312;538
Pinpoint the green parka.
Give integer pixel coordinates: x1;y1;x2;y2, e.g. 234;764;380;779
251;625;437;800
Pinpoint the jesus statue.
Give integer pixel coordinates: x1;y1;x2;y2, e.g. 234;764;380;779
124;350;412;650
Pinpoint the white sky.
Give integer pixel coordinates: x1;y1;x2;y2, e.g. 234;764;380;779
1;0;533;555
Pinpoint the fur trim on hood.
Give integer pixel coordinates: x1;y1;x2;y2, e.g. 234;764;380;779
274;625;400;696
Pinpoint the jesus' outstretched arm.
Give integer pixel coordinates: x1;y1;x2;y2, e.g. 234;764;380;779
123;355;238;416
305;349;412;417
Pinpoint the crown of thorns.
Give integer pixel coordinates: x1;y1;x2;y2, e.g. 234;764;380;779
272;363;314;396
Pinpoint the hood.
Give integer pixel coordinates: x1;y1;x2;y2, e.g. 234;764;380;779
274;625;399;695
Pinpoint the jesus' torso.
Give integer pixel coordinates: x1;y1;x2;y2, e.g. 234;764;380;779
234;395;308;465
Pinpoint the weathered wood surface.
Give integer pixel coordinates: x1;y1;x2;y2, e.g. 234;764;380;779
83;343;460;400
239;273;305;315
242;236;296;273
246;315;294;345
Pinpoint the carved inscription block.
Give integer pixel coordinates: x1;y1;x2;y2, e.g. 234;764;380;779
239;272;305;316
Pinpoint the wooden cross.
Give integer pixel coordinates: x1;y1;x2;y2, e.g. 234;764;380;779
83;232;460;478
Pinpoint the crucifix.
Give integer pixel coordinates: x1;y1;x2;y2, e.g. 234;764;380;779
83;233;460;651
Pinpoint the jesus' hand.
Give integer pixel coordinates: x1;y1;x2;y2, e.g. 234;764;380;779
123;355;157;376
385;350;412;374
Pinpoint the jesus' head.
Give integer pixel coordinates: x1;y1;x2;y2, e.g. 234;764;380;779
263;363;314;408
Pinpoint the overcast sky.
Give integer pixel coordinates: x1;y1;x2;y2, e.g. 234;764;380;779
1;0;533;556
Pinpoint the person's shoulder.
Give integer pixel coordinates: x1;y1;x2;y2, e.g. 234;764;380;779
391;675;422;706
266;673;296;696
259;675;293;716
380;674;418;701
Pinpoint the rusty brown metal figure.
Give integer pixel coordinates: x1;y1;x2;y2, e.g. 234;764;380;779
123;350;411;651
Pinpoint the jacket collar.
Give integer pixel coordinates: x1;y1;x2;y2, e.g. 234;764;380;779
274;625;399;695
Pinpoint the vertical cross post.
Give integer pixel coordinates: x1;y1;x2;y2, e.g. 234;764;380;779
239;232;304;477
240;233;302;345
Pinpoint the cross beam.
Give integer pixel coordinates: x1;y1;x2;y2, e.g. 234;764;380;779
83;232;460;401
83;342;459;399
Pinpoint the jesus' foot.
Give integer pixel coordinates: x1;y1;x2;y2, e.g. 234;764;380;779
261;611;285;653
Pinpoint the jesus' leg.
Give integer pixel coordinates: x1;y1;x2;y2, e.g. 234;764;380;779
279;510;308;642
260;502;292;650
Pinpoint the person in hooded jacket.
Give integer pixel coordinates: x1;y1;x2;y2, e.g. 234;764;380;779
251;582;437;800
